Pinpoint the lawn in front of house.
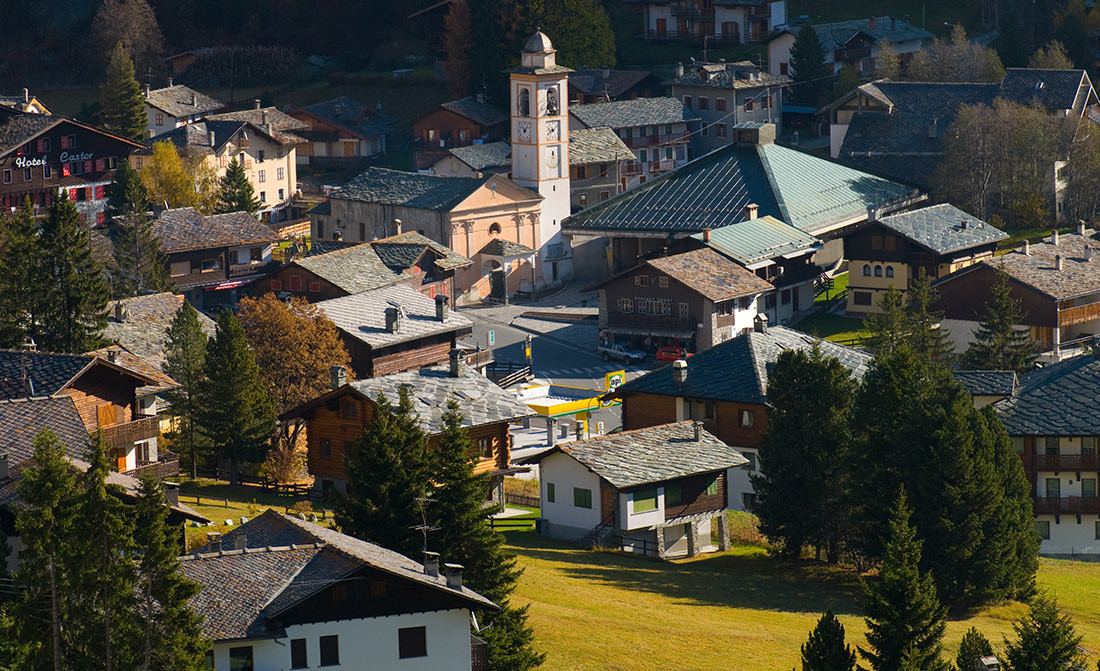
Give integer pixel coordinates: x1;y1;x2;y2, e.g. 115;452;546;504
504;530;1100;671
793;312;868;346
814;271;849;304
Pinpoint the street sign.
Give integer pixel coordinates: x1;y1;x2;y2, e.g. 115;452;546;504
597;421;605;435
488;330;495;346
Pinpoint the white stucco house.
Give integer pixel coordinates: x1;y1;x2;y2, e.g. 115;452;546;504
143;83;224;136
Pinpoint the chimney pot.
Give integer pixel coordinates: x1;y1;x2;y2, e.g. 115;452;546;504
693;420;703;442
209;130;216;147
261;110;267;126
205;531;222;548
1078;220;1087;236
164;483;180;507
1023;240;1030;255
1085;246;1093;262
1056;254;1063;271
744;203;759;220
254;98;262;110
449;348;467;378
191;92;197;106
1052;229;1060;246
444;563;464;589
869;16;876;29
145;83;151;97
114;302;129;322
866;205;880;222
22;88;29;104
329;365;347;390
702;228;711;242
423;551;440;577
672;359;688;386
384;307;401;333
107;350;118;363
435;294;449;322
393;218;403;235
168;76;173;87
0;453;8;480
754;313;769;334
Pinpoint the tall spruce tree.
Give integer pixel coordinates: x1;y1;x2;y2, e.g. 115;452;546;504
863;286;907;356
112;211;170;298
216;159;261;216
10;430;79;671
0;200;43;348
195;311;275;484
956;627;994;671
481;602;547;671
961;268;1037;374
986;406;1040;599
106;159;147;220
789;24;829;105
1002;594;1085;671
67;432;140;671
100;42;148;142
163;301;209;478
800;610;856;671
904;270;953;364
37;193;110;353
133;476;208;671
751;347;857;561
335;387;431;559
859;489;949;671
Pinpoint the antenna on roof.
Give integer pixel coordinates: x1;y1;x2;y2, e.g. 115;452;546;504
411;495;440;553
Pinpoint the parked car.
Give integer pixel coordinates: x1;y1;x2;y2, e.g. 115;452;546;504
598;343;646;363
655;346;692;362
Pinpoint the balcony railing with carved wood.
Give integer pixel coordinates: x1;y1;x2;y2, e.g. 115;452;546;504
1021;453;1100;473
124;458;180;480
101;414;160;450
1033;495;1100;515
609;312;697;331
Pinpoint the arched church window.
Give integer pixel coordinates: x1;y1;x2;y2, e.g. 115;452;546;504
519;89;530;117
874;265;883;277
547;87;559;116
489;222;502;235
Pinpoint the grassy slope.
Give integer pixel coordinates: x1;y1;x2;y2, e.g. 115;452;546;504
507;532;1100;670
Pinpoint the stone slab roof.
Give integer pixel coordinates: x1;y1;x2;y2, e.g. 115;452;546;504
1000;68;1092;112
0;113;60;155
447;141;512;171
348;366;534;435
569;127;635;165
692;215;820;266
0;351;92;400
672;61;791;90
102;293;216;373
796;16;932;52
440;96;509;127
571;97;698;129
154;208;277;253
373;230;472;271
644;248;773;301
616;325;871;404
144;85;223;118
479;238;536;257
875;204;1008;255
569;68;655;98
954;370;1018;396
523;421;748;489
995;354;1100;435
316;283;472;350
0;396;88;472
988;229;1100;300
330;167;486;212
205;106;309;131
292;243;403;294
296;96;395;139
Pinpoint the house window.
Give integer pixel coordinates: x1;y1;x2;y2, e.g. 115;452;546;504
779;62;789;75
155;112;164;126
873;265;883;277
308;281;321;293
578;193;588;206
519;88;530;116
289;275;302;291
717;123;727;137
257;150;265;162
781;289;791;305
617;298;634;313
170;261;189;277
634;275;650;287
23;167;31;181
665;482;682;506
547;86;559;115
699;96;709;111
1083;437;1097;455
716;98;727;112
277;167;285;180
38;137;50;152
321;439;332;457
270;279;283;291
744;451;758;471
278;188;284;201
259;191;266;202
739;409;755;428
342;400;357;419
547;482;555;502
573;487;592;509
632;488;658;513
745;99;754;111
679;301;690;318
765;293;777;308
1083;478;1097;498
885;266;894;278
398;626;427;659
1036;520;1051;540
2;169;9;183
854;291;872;307
762;95;770;109
477;437;493;458
742;492;756;510
319;635;339;666
685;399;714;420
658;276;669;288
229;646;254;671
200;258;220;272
701;124;708;137
290;639;308;669
205;650;214;670
258;169;266;183
489;222;502;235
639;149;647;162
1045;437;1060;454
706;476;719;496
683;95;692;109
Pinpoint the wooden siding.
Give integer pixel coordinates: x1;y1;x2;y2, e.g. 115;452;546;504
1059;300;1100;327
250;264;349;302
621;393;767;450
165;247;231;289
620;392;678;430
661;471;727;520
934;264;1059;327
369;338;454;378
62;366;140;431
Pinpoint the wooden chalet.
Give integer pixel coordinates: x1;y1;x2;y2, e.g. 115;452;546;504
413;96;508;168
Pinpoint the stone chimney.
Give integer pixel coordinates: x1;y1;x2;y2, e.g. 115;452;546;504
754;313;769;334
449;348;466;377
114;302;129;322
254;98;262;110
164;483;180;507
435;294;449;322
393;218;403;235
693;420;703;442
330;365;347;390
107;349;118;363
423;551;440;577
676;62;684;77
1078;220;1087;236
869;16;876;29
168;76;173;87
673;359;688;386
22;88;29;104
385;307;402;333
145;83;150;97
1023;240;1030;255
744;203;758;220
0;453;8;480
191;91;197;106
602;64;611;79
866;205;880;222
702;228;711;242
209;130;216;147
1085;246;1093;262
1052;229;1060;246
261;110;268;126
444;563;464;589
222;532;247;551
1056;255;1063;271
205;531;222;548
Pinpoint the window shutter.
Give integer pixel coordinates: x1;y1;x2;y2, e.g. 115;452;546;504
68;188;78;201
95;159;105;171
84;160;93;173
62;163;71;176
60;135;69;149
36;139;44;152
96;211;106;225
95;185;105;199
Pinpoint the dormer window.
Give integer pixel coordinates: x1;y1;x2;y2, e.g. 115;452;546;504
519;89;531;117
547;87;559;116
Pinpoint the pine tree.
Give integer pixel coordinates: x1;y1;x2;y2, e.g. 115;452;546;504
751;347;857;561
11;430;79;671
789;24;829;106
995;10;1028;68
1002;594;1085;671
904;269;953;364
0;199;43;348
986;406;1040;600
538;0;617;69
216;159;261;216
859;489;948;671
800;610;855;671
961;268;1037;374
863;286;908;356
37;192;110;353
195;311;275;484
876;41;900;79
66;432;140;671
106;159;147;221
100;42;148;142
133;476;208;671
112;211;170;298
335;388;431;559
480;602;546;671
956;627;994;671
163;301;209;478
1028;40;1076;69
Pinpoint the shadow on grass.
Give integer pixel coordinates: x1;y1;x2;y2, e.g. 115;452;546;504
176;478;332;510
503;531;863;616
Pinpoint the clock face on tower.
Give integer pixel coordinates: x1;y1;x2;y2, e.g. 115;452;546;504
517;121;532;142
545;121;560;141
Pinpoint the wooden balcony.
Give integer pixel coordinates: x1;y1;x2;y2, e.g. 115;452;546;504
1021;453;1100;472
622;162;643;176
609;312;697;332
671;4;714;18
1033;495;1100;515
649;159;676;173
124;457;180;480
101;414;160;450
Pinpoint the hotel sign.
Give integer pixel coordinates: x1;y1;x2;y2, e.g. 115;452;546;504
14;156;47;168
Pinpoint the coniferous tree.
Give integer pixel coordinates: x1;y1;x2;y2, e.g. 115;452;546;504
1029;40;1076;69
66;432;140;671
956;627;994;671
995;10;1028;68
112;211;170;298
37;193;110;353
863;286;907;356
904;270;953;364
335;387;430;559
961;268;1038;374
106;159;147;221
800;610;855;671
752;347;857;561
1002;594;1085;671
876;41;900;79
0;200;43;348
789;24;829;105
481;602;546;671
100;42;148;142
163;301;209;478
859;489;948;671
443;0;474;96
133;476;208;671
216;159;260;215
987;406;1040;599
195;311;275;484
538;0;616;69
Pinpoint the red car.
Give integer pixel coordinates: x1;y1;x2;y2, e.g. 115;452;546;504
656;346;692;362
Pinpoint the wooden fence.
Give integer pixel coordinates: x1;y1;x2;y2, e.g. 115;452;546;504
504;492;540;508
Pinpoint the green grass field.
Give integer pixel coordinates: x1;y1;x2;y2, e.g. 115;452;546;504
505;531;1100;671
794;312;868;345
